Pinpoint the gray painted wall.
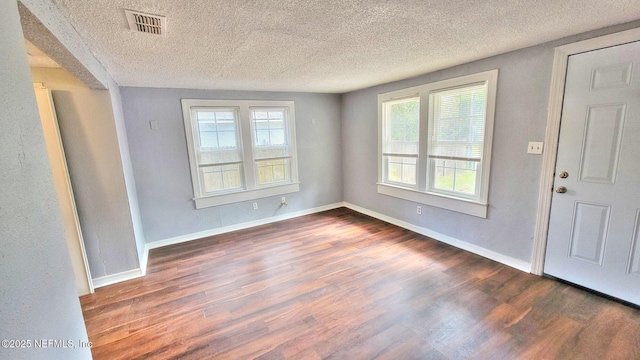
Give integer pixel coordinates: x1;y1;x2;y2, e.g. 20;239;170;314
30;67;140;278
121;88;343;243
0;1;90;359
342;21;640;264
107;79;147;266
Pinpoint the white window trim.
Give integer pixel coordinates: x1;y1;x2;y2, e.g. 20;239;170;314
380;96;421;189
377;69;498;218
182;99;300;209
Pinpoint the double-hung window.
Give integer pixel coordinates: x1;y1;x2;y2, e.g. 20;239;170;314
378;70;498;218
194;107;244;193
182;99;299;209
252;108;291;185
382;97;420;187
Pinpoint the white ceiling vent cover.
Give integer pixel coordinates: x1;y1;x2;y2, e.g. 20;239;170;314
124;10;166;36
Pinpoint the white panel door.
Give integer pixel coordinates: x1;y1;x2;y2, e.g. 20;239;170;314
545;41;640;305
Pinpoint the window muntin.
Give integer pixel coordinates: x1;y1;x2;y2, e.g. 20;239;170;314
182;100;299;208
432;159;478;195
200;164;242;193
377;70;498;217
252;109;286;147
197;109;238;149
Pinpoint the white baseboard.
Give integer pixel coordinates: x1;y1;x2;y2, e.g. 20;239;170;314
146;202;345;251
343;202;532;273
99;200;530;288
92;268;144;289
97;202;344;288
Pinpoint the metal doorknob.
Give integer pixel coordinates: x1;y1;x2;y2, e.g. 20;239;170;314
555;186;567;193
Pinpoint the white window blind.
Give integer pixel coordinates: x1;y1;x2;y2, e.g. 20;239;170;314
429;84;486;162
377;70;498;218
382;97;419;185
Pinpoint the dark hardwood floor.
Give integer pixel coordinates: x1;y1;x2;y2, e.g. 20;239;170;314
80;208;640;359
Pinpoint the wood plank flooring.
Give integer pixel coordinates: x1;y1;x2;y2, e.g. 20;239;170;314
80;208;640;359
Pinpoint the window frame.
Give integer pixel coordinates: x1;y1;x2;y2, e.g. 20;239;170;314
249;106;293;188
182;99;299;209
381;96;421;189
191;106;245;195
377;70;498;218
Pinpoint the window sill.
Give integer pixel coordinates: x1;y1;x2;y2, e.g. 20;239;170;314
377;183;487;218
195;182;300;209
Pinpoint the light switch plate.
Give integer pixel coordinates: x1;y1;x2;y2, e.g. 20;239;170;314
528;141;544;154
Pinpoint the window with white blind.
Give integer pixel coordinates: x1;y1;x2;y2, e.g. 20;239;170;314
182;99;299;209
378;70;498;218
382;97;419;187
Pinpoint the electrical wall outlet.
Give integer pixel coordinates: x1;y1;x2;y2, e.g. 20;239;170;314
417;205;422;215
527;141;544;154
252;202;258;210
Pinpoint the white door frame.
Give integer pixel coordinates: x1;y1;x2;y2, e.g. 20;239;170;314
34;83;94;294
531;27;640;275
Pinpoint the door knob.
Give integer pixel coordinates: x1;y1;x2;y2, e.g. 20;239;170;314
555;186;567;193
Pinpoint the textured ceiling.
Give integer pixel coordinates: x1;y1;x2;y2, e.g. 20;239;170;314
52;0;640;93
25;39;61;68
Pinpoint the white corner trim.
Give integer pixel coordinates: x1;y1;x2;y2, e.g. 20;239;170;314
343;202;531;273
140;244;149;276
531;27;640;276
92;268;144;289
146;202;345;250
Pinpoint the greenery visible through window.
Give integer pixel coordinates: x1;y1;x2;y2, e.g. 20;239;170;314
433;160;477;194
382;97;419;186
429;84;486;197
378;70;498;217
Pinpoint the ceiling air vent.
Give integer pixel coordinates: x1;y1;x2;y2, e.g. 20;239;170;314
124;10;166;36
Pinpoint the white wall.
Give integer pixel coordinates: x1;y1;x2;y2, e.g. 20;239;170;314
0;1;90;359
121;87;343;243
